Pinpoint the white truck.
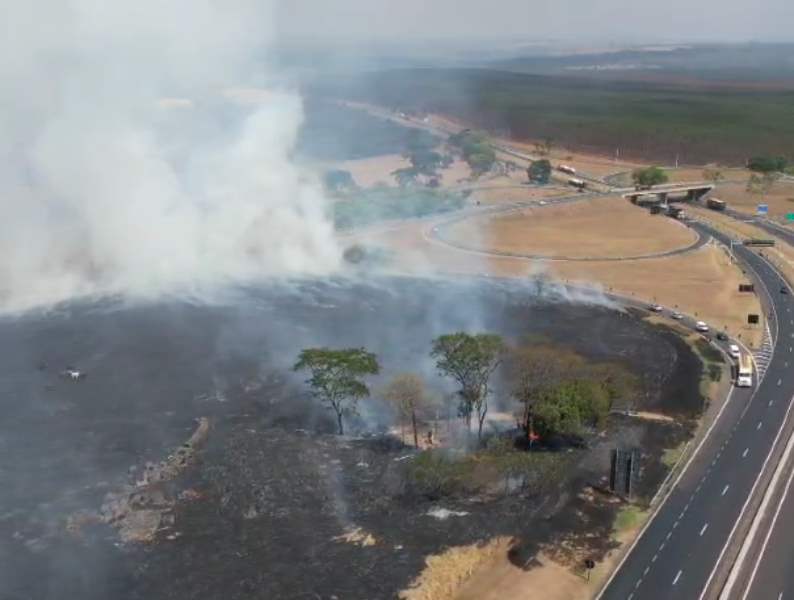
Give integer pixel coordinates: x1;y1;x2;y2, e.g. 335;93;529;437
558;164;577;175
737;353;753;388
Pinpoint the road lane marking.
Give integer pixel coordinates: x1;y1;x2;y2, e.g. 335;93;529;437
652;554;658;563
770;400;775;407
644;566;650;576
673;570;683;586
722;484;730;496
758;421;764;430
666;531;672;540
743;448;749;458
700;523;709;536
779;379;783;386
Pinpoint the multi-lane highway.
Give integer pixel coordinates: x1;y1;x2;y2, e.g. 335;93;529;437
599;219;794;600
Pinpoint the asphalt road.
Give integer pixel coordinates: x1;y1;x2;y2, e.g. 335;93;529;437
741;441;794;600
600;221;794;600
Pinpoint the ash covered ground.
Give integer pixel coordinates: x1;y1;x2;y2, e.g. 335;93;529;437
0;276;701;599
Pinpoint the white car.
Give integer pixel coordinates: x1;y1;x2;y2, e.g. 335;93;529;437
671;312;684;320
695;321;710;333
649;304;663;312
729;344;741;359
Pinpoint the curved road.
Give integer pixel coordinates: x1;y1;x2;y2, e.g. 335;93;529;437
424;192;709;262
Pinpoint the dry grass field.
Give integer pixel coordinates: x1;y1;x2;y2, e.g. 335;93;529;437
441;197;697;259
713;181;794;219
470;185;571;206
347;214;763;348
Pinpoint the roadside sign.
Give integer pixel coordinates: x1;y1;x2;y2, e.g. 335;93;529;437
787;213;794;222
757;203;769;216
748;314;760;325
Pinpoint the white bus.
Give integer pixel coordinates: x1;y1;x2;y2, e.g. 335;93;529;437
737;353;753;388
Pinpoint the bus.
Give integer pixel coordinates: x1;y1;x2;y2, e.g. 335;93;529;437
737;353;753;388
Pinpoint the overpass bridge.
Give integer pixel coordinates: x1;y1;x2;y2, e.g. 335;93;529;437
621;183;715;204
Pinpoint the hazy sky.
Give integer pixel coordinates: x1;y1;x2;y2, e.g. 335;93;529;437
275;0;794;44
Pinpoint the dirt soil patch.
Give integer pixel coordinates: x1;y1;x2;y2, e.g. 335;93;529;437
440;196;697;259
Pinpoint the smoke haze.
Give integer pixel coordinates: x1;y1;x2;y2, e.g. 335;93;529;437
0;0;340;313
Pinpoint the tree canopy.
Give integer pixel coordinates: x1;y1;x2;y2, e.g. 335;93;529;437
431;332;504;441
632;166;669;188
293;347;380;435
323;170;356;194
448;130;496;177
527;159;552;184
748;155;788;174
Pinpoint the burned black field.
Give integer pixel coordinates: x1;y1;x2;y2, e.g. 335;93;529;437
0;277;702;600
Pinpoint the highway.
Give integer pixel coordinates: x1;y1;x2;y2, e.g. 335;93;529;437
600;221;794;600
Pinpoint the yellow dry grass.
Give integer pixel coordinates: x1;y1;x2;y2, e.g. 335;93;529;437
399;537;510;600
470;185;571;206
712;181;794;219
347;212;763;348
442;196;697;259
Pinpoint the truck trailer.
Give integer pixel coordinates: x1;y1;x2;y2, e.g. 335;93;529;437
707;198;727;211
737;353;753;388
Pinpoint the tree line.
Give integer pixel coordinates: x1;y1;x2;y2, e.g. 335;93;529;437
293;333;638;445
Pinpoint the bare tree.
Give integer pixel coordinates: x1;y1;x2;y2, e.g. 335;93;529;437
384;373;426;447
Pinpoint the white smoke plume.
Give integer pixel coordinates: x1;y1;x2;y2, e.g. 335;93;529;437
0;0;340;313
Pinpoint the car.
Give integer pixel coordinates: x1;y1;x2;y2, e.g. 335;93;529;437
782;286;789;295
649;304;663;312
695;321;710;332
729;344;741;359
671;312;684;320
716;331;729;341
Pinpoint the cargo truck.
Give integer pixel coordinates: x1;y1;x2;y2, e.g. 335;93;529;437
737;353;753;388
707;198;727;211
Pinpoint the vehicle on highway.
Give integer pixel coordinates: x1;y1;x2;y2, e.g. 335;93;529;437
716;331;729;341
648;304;663;312
695;320;709;332
737;352;753;387
567;177;587;190
557;164;576;175
781;286;789;295
671;312;683;320
538;200;547;206
707;197;727;211
729;343;741;359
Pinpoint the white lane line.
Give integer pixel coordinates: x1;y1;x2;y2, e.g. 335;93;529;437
721;392;794;600
779;379;783;386
628;594;634;600
743;448;749;458
770;400;775;407
758;421;764;430
722;484;730;496
700;523;709;536
666;531;672;541
737;421;794;600
652;553;658;563
673;570;683;586
644;566;650;576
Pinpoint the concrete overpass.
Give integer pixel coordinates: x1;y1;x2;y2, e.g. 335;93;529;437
622;183;715;205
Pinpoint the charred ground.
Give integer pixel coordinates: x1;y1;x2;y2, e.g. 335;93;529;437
0;277;701;599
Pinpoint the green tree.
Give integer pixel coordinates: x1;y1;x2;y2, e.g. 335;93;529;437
405;149;444;177
323;170;356;194
748;155;788;174
431;332;505;441
527;159;552;184
384;373;426;447
632;166;669;188
293;348;380;435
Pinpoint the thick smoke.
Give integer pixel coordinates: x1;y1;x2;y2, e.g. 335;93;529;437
0;1;340;313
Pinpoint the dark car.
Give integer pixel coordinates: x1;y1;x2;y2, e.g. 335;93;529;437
716;331;729;341
782;286;789;295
